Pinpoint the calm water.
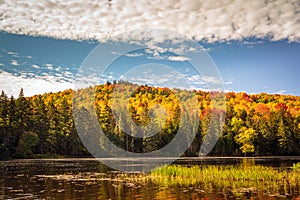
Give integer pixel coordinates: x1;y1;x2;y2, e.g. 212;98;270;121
1;157;300;199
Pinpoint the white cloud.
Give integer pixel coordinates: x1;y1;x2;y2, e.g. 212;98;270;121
0;0;299;43
224;81;233;85
10;60;19;66
46;65;54;70
276;89;286;94
241;41;264;45
202;76;223;84
7;51;18;57
111;51;144;57
0;71;74;97
32;64;40;69
119;67;190;89
124;53;144;57
110;52;120;55
187;75;204;84
187;75;222;85
0;63;4;66
167;56;190;62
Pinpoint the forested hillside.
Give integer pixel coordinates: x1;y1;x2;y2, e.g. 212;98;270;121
0;82;299;160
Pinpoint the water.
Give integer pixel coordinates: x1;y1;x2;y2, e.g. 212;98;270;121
1;157;300;199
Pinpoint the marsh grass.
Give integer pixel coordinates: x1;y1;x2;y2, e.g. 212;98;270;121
140;165;300;197
292;162;300;171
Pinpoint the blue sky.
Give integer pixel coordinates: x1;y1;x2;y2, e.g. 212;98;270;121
0;0;299;97
207;40;300;95
1;31;299;96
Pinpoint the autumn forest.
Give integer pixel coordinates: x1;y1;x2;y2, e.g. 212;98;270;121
0;81;300;160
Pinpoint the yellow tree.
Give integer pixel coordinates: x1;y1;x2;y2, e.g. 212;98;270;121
235;127;257;155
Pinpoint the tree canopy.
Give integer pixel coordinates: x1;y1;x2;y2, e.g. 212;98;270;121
0;83;299;160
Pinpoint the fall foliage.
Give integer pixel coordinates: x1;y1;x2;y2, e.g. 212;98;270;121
0;82;299;159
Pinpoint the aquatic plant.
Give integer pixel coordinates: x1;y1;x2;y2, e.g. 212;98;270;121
292;162;300;171
144;165;300;198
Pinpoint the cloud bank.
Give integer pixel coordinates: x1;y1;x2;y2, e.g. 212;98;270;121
0;0;299;43
0;71;74;97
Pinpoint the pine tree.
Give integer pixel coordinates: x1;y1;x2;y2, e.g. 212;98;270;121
31;95;49;154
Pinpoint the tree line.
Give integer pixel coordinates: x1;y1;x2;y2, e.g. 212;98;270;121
0;82;299;159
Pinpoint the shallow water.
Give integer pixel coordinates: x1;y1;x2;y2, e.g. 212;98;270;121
1;157;300;199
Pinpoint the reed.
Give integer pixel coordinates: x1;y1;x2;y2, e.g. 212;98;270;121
292;162;300;171
144;164;300;196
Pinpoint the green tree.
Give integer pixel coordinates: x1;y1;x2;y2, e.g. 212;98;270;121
47;97;60;154
16;132;39;158
31;95;49;154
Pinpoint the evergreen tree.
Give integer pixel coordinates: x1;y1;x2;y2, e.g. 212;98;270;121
31;95;49;154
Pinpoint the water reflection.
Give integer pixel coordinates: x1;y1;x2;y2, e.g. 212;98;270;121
1;157;300;199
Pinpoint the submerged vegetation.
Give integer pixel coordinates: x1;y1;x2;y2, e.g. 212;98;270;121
0;81;300;159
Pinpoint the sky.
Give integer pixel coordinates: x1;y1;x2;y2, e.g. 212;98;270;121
0;0;299;97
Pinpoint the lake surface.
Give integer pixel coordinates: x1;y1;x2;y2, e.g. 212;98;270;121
1;157;300;199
